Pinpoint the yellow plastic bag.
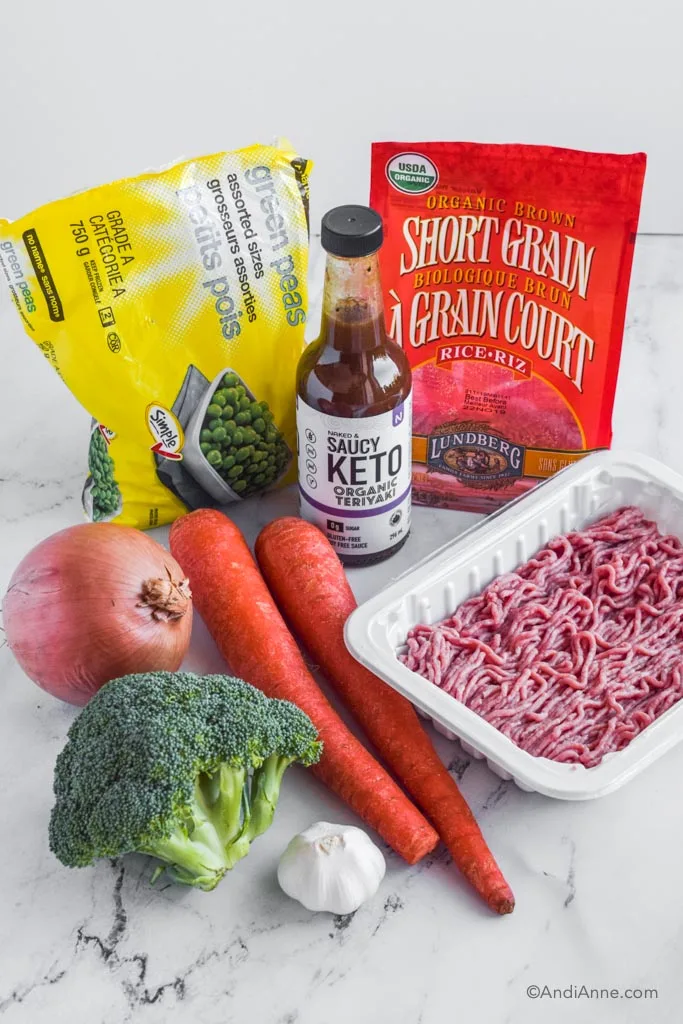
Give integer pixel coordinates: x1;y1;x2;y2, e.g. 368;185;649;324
0;143;311;527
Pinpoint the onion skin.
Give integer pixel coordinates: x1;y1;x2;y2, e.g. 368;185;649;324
3;524;193;705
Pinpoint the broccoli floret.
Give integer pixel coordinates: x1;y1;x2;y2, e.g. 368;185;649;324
49;672;321;891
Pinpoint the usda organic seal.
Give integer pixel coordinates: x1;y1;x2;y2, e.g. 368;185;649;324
386;152;438;195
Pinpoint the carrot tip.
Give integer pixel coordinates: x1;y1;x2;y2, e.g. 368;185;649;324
491;895;515;915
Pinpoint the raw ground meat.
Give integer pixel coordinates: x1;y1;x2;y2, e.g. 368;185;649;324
401;507;683;768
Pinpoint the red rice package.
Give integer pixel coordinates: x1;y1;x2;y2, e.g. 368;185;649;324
370;142;646;513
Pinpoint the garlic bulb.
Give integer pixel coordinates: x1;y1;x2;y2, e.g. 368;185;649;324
277;822;386;915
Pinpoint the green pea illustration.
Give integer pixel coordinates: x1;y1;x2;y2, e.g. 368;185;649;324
88;429;121;522
199;371;290;495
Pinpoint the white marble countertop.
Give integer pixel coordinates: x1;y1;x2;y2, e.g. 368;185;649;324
1;237;683;1024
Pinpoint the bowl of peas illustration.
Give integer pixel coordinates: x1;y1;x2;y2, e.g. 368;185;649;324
183;369;292;503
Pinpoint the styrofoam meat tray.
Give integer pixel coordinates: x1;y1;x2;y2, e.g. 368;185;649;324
345;451;683;799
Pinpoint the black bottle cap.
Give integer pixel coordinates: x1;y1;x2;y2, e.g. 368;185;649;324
321;205;383;258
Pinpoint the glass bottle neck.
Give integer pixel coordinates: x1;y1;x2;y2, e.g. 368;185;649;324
319;251;387;352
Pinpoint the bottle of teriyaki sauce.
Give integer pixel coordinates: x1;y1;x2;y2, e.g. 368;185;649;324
296;205;412;566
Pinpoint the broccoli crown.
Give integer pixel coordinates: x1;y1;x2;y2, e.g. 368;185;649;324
49;672;321;872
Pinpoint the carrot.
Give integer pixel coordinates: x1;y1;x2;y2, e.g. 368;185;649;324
169;509;438;865
255;517;515;915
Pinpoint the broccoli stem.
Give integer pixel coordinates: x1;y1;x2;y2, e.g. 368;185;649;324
143;822;229;890
246;754;293;841
142;758;292;888
198;765;245;847
144;767;252;889
199;765;255;866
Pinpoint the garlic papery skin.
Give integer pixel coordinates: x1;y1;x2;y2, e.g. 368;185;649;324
277;822;386;915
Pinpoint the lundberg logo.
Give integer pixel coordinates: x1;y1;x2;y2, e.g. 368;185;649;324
386;153;438;195
427;422;524;485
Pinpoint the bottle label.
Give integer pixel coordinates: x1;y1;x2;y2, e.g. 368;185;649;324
297;393;412;557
